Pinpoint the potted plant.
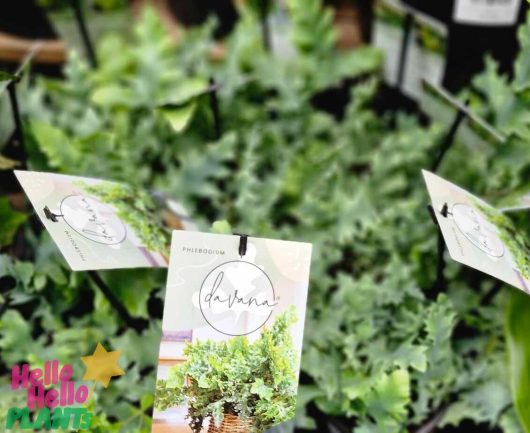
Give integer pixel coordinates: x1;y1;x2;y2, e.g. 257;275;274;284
154;308;299;433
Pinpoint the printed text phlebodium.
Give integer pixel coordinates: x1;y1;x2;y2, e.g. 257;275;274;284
182;247;225;255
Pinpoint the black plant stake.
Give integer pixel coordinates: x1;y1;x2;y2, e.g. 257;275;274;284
42;208;148;333
434;220;447;293
430;100;469;172
88;271;148;333
413;404;450;433
69;0;98;68
7;80;25;155
209;77;222;140
396;12;413;91
427;203;453;298
259;0;272;52
2;42;42;167
426;96;470;295
427;204;448;297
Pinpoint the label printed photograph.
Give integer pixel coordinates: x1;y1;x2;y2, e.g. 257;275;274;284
152;231;312;433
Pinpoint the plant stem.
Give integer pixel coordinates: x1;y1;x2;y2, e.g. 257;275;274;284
413;405;449;433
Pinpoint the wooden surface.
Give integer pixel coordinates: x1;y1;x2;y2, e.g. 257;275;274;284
0;32;65;64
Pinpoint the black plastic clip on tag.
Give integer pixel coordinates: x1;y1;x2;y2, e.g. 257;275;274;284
440;203;452;218
234;233;248;258
427;203;451;225
43;206;63;222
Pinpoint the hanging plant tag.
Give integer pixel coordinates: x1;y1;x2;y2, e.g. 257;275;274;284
374;0;449;100
14;170;192;271
453;0;522;26
374;0;409;88
404;12;448;99
423;170;530;294
153;231;312;431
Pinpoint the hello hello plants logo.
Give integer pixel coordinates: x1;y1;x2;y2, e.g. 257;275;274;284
6;343;124;430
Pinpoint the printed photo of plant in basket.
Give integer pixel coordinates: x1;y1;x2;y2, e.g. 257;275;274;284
76;179;171;256
154;308;298;433
474;201;530;282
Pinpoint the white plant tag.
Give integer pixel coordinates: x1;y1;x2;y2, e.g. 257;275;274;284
454;0;522;26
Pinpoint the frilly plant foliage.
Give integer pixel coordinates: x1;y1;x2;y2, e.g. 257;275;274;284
2;1;530;433
155;309;299;433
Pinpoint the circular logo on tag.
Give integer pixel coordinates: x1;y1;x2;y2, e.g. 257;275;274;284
452;203;504;258
60;195;127;245
199;261;278;336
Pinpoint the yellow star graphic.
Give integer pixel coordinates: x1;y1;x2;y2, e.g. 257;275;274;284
80;343;125;388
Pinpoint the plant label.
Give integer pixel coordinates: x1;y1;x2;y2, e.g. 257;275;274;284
14;170;192;271
374;0;448;100
454;0;522;26
152;231;312;431
423;170;530;294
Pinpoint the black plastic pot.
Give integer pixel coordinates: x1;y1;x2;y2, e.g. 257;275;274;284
167;0;238;38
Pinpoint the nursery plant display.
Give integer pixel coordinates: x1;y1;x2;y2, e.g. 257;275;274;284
1;0;530;433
